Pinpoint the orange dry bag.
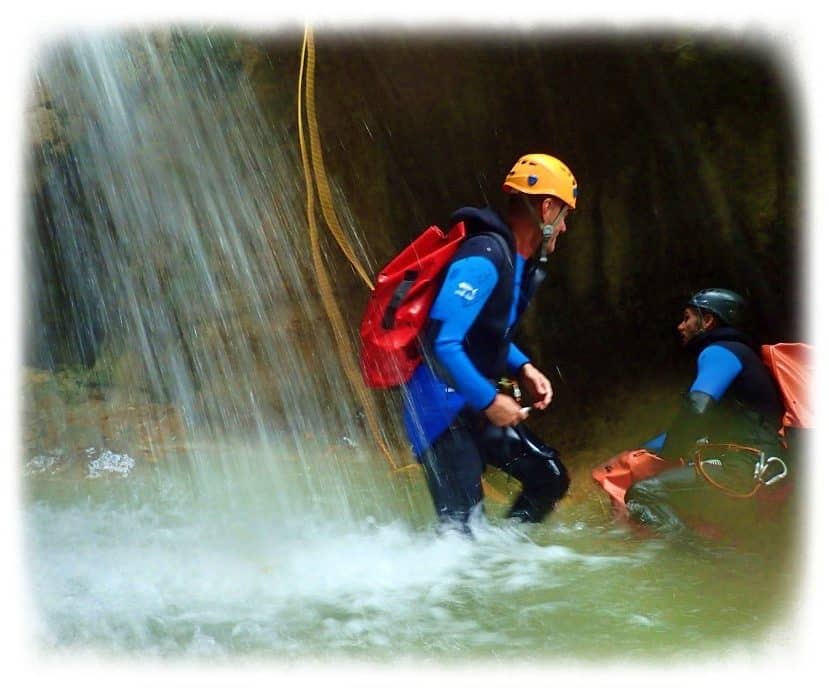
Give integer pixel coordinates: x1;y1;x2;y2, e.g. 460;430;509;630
359;222;467;388
591;449;683;513
760;342;813;430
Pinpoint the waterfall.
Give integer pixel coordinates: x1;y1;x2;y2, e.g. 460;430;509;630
25;29;417;526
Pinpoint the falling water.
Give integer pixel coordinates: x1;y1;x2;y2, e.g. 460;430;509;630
25;30;415;521
21;30;800;665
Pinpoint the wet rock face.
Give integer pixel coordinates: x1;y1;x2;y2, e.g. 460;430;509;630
23;367;187;473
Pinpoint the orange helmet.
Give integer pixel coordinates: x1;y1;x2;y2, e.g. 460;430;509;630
502;153;578;209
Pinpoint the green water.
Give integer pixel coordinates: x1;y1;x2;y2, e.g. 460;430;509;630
22;435;803;665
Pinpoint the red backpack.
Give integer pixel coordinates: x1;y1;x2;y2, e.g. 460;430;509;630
359;222;467;388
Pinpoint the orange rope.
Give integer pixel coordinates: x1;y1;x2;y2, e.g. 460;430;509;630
692;443;765;499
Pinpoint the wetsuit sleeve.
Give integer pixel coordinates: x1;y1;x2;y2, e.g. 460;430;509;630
690;345;743;399
505;343;530;373
660;345;744;460
429;255;499;410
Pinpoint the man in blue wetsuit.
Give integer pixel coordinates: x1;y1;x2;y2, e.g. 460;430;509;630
625;288;787;533
402;154;577;529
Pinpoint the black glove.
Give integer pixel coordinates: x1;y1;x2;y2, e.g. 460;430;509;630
660;391;715;461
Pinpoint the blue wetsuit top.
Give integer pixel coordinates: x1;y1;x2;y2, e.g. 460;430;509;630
643;344;743;452
403;253;530;457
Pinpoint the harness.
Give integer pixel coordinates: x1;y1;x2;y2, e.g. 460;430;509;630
692;442;788;499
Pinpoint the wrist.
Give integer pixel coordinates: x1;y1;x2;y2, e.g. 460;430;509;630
481;391;499;412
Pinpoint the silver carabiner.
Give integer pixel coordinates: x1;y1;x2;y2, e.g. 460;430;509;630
754;455;788;486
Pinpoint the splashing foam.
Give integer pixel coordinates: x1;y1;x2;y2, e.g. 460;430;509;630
86;449;136;478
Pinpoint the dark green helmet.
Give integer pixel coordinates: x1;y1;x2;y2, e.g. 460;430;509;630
687;288;746;327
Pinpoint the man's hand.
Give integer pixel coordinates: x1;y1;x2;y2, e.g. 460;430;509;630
518;362;554;410
484;393;530;427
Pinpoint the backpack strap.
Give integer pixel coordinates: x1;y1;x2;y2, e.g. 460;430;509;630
479;231;512;272
382;269;418;330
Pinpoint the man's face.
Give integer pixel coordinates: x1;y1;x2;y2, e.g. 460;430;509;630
542;198;569;255
677;307;703;346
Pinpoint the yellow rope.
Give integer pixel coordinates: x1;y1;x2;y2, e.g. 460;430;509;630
298;26;405;473
296;28;510;494
302;29;375;292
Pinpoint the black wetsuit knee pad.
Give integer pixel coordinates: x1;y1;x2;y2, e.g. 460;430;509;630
478;422;570;501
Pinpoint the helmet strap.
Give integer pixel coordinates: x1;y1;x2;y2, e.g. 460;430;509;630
521;195;566;264
539;206;568;264
539;224;554;263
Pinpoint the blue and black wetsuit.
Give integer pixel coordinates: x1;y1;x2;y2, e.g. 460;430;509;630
402;206;569;526
627;327;786;534
647;326;784;459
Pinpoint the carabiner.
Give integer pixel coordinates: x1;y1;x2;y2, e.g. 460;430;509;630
754;455;788;486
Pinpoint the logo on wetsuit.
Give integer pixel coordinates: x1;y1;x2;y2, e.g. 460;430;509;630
454;281;479;301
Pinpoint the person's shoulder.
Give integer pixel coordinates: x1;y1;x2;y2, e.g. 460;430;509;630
448;205;513;264
463;231;508;251
455;233;510;272
698;343;743;369
706;339;755;359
